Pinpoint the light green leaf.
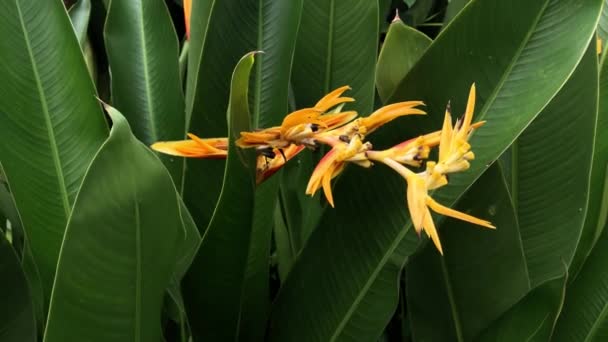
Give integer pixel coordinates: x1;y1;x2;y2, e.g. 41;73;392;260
0;0;108;298
43;107;185;342
68;0;91;49
376;18;431;103
104;0;186;186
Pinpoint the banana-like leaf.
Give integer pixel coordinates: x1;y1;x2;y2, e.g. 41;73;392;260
505;43;597;286
68;0;91;49
183;52;257;341
43;107;187;342
376;18;431;103
598;0;608;45
407;164;529;341
275;0;379;271
0;0;109;298
552;212;608;341
104;0;186;186
443;0;471;27
570;13;608;277
291;0;377;113
0;231;36;342
269;1;602;340
475;273;567;341
183;0;303;230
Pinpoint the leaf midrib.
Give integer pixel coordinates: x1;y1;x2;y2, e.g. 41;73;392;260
15;0;71;219
329;0;554;338
135;0;158;142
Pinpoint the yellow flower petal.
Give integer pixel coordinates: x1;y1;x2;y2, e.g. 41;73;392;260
422;208;443;255
151;134;227;158
406;173;428;235
425;196;495;229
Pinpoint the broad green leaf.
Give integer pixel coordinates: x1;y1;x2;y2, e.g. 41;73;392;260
475;273;567;342
183;52;257;341
183;0;303;230
552;215;608;341
443;0;471;26
0;232;36;342
0;165;45;329
291;0;378;113
407;164;529;341
43;107;185;342
376;18;431;103
104;0;186;185
68;0;91;49
570;34;608;278
0;0;108;298
270;0;602;340
508;43;597;286
598;0;608;45
275;0;379;268
402;0;435;26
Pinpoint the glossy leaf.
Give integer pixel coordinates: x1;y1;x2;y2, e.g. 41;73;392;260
183;0;303;230
0;0;108;297
407;164;529;341
270;0;602;340
570;32;608;278
104;0;186;185
376;18;431;103
552;213;608;341
183;52;257;341
508;43;597;286
291;0;378;113
43;107;186;342
598;0;608;46
0;231;36;342
475;273;567;342
443;0;471;26
68;0;91;49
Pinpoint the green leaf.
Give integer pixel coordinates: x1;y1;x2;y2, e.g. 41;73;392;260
376;19;431;103
0;231;36;342
182;52;257;341
570;35;608;278
508;43;598;286
68;0;91;49
183;0;303;230
443;0;471;27
597;0;608;46
43;107;185;342
552;213;608;341
104;0;186;186
475;273;567;342
402;0;435;26
270;0;602;340
291;0;378;113
275;0;379;269
406;164;530;341
0;0;109;298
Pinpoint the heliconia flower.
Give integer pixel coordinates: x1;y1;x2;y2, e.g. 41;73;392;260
378;158;494;255
318;101;426;143
151;133;227;159
184;0;192;40
256;144;305;184
236;86;358;149
305;135;372;207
